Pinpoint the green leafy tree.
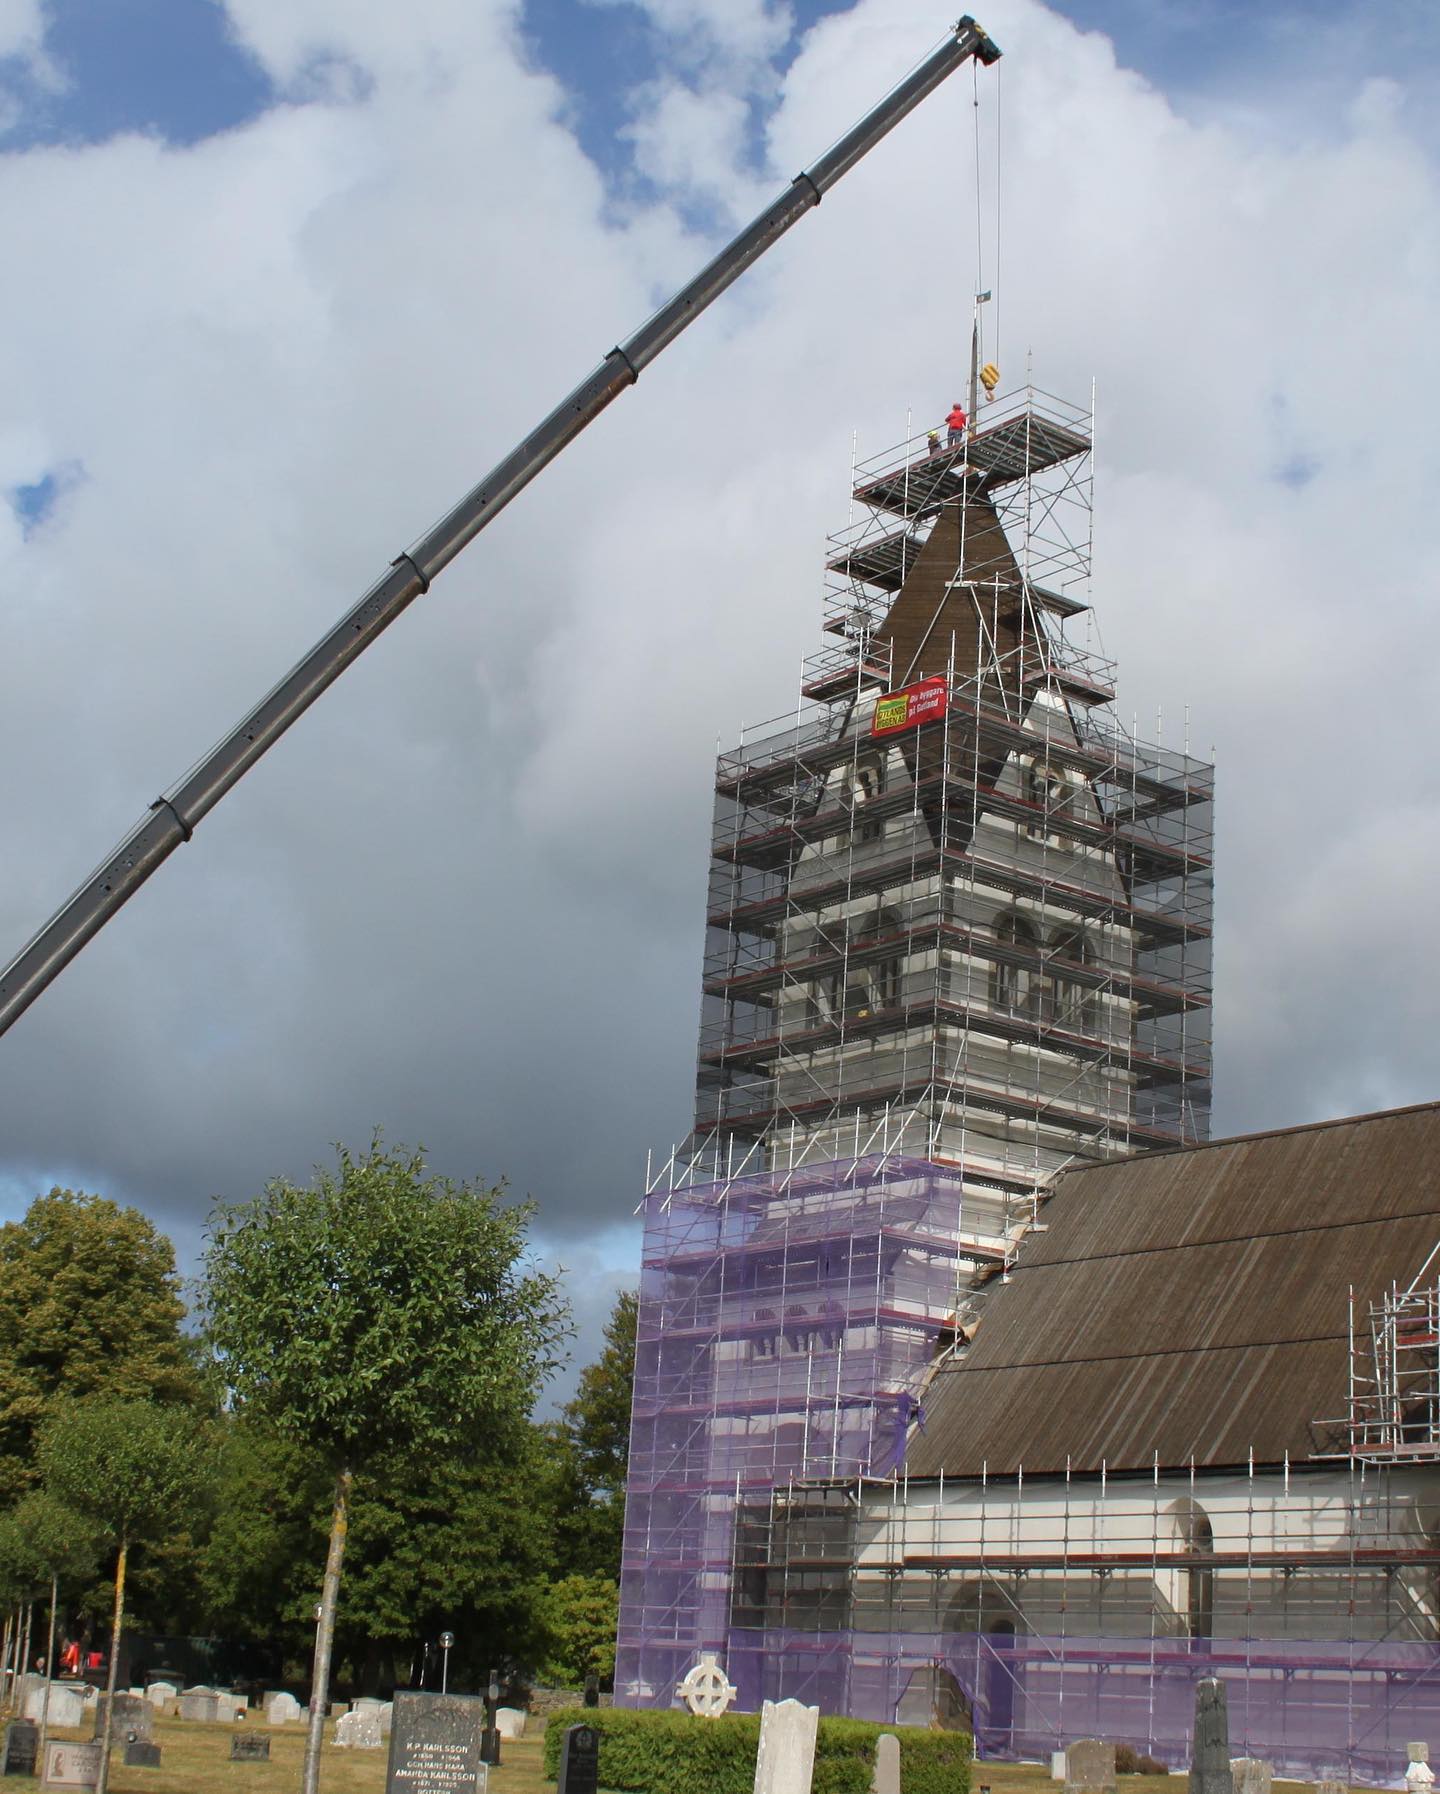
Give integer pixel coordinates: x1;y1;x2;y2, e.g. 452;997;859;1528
38;1400;203;1794
0;1190;197;1502
537;1573;618;1687
1;1493;102;1750
194;1419;329;1655
201;1138;570;1794
344;1419;566;1691
551;1290;636;1579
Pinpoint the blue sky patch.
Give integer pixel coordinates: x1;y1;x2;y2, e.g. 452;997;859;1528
1;0;272;150
2;2;1432;168
9;462;83;536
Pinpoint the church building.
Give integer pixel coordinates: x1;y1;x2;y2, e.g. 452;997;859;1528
612;382;1440;1777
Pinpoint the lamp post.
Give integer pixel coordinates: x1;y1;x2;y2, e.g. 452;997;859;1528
439;1633;454;1695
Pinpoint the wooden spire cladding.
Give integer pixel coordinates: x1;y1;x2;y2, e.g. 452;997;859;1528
874;491;1040;694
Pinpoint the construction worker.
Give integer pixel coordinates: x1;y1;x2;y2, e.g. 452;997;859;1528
945;401;967;448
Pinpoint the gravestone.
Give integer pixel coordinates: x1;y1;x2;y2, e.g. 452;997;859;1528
29;1687;86;1731
1190;1679;1230;1794
336;1710;383;1750
231;1733;271;1762
385;1690;488;1794
1408;1744;1435;1794
178;1688;221;1723
123;1742;162;1769
1230;1759;1271;1794
266;1693;302;1726
1051;1753;1068;1782
1316;1782;1345;1794
2;1720;38;1777
40;1742;100;1790
753;1698;819;1794
582;1677;599;1710
93;1694;152;1743
556;1724;599;1794
145;1684;177;1708
676;1653;737;1718
1064;1740;1116;1794
494;1709;526;1741
871;1733;900;1794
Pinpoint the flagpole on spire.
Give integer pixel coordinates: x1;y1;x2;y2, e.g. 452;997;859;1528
969;289;991;439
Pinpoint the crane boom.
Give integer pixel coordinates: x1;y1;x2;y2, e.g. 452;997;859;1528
0;17;1000;1040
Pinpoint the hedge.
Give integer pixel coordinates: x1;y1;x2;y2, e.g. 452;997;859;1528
542;1705;972;1794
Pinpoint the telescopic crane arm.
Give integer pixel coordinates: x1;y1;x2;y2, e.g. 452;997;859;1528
0;17;1000;1041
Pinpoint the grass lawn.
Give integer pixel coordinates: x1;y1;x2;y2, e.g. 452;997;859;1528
31;1717;1368;1794
35;1716;553;1794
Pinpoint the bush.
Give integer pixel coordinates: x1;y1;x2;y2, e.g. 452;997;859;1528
1115;1744;1139;1774
1136;1756;1168;1776
542;1706;971;1794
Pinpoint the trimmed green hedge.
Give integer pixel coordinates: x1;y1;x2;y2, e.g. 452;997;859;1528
542;1705;972;1794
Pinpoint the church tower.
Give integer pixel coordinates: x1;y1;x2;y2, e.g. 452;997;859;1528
617;383;1213;1708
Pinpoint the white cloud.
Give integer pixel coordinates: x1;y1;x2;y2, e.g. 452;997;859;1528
0;0;1437;1295
0;0;42;59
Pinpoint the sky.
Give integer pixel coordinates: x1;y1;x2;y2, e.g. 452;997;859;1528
1;0;1438;1400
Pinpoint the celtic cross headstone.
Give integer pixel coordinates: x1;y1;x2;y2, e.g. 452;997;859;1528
675;1652;737;1718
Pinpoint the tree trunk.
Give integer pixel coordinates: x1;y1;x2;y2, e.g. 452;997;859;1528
1;1610;11;1715
302;1467;353;1794
37;1574;59;1764
93;1536;127;1794
20;1601;32;1685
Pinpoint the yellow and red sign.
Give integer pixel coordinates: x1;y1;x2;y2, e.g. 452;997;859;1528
871;676;948;737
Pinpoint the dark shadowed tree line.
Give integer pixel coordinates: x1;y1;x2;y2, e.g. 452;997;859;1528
0;1153;635;1726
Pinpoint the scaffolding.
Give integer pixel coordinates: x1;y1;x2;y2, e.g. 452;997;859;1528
616;1154;981;1706
618;385;1217;1728
658;384;1213;1227
727;1461;1440;1784
1346;1249;1440;1464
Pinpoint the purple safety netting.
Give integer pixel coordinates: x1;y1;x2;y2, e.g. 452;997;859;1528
723;1627;1440;1785
616;1153;969;1709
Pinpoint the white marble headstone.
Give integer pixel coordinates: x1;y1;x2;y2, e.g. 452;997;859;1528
1230;1758;1272;1794
334;1708;383;1750
870;1733;900;1794
753;1698;818;1794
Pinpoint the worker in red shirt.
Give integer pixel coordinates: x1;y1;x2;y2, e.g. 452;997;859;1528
945;401;967;447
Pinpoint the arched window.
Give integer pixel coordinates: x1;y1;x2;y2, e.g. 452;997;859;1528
1047;926;1096;1032
1169;1498;1215;1642
854;755;886;843
1023;755;1080;840
874;907;903;1009
990;912;1040;1014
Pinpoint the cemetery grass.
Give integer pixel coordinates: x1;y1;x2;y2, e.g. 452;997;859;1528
30;1725;1368;1794
34;1718;554;1794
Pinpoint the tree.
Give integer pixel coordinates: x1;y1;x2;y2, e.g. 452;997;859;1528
551;1290;636;1580
0;1190;197;1503
537;1573;618;1687
0;1493;102;1752
201;1138;570;1794
38;1400;202;1794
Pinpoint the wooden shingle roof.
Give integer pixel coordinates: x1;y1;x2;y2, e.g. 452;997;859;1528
905;1102;1440;1477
